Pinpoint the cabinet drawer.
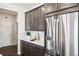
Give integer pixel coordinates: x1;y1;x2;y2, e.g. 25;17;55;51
21;40;28;45
29;42;44;51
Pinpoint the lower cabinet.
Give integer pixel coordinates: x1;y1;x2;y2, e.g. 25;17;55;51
21;40;44;56
21;40;28;56
28;43;44;56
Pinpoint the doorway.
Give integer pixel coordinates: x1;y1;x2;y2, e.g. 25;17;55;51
0;9;18;48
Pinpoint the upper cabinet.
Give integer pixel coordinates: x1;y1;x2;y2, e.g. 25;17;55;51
44;3;58;13
40;6;45;31
25;11;34;31
34;6;45;31
25;12;30;31
33;7;40;31
58;3;78;10
25;5;45;31
44;3;78;14
25;3;78;31
29;11;34;30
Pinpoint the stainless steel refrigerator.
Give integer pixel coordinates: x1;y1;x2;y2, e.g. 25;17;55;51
45;12;78;56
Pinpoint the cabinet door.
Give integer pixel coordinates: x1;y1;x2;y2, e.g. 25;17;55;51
25;12;30;31
39;6;45;31
58;3;77;10
29;11;34;30
29;43;44;56
44;3;57;13
21;40;28;56
25;6;45;31
34;6;45;31
34;8;40;31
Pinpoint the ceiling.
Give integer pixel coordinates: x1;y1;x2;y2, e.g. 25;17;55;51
11;3;43;11
0;3;43;15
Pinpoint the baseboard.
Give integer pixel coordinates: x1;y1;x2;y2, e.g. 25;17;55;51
1;44;17;48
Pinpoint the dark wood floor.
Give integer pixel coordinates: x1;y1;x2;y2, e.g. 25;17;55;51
0;45;18;56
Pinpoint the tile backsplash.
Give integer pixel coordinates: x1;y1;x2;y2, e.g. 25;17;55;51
25;31;44;41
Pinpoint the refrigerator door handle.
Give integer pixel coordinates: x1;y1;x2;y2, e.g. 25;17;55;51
55;16;60;56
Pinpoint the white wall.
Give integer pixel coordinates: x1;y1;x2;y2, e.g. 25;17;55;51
0;3;43;55
0;3;26;54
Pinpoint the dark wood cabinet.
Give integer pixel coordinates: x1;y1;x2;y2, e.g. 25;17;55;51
34;6;45;31
25;3;78;31
44;3;78;14
25;5;45;31
33;8;40;31
21;40;28;56
29;43;44;56
58;3;77;10
25;11;34;31
29;11;34;30
29;46;44;56
44;3;58;13
39;6;45;31
21;40;44;56
25;12;30;30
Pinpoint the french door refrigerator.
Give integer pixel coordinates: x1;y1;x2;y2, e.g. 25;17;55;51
45;12;78;56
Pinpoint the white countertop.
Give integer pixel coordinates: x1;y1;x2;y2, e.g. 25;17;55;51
20;31;44;47
21;39;44;47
